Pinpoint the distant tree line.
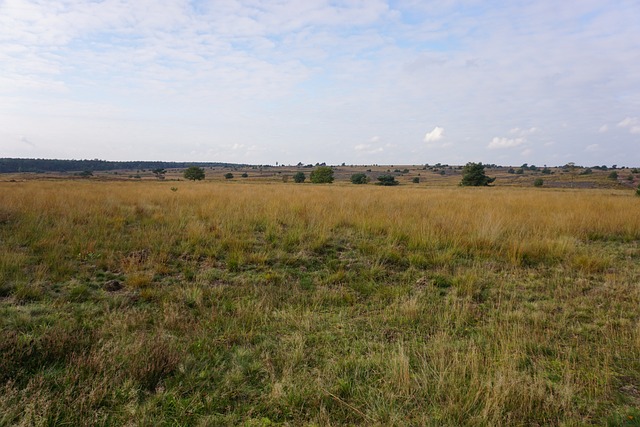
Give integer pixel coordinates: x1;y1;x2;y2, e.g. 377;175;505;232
0;158;245;173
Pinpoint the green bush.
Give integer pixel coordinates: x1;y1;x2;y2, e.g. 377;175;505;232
412;177;420;184
293;172;306;183
608;171;618;180
350;173;369;184
310;166;334;184
460;162;495;186
534;178;544;187
241;172;249;178
224;173;234;179
376;175;399;186
183;166;205;181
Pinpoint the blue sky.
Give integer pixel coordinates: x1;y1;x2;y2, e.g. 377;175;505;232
1;0;639;165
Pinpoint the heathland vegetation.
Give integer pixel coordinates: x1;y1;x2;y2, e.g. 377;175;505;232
1;169;639;425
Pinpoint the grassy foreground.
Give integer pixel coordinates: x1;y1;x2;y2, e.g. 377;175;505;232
1;180;639;426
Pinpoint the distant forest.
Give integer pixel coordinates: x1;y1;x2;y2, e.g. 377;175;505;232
0;158;245;173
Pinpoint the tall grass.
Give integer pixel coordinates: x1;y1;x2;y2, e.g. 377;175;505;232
1;180;639;425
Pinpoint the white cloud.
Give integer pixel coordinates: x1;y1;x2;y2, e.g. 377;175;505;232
487;137;525;149
618;117;638;128
521;148;533;156
586;144;600;152
424;126;444;143
510;127;538;135
598;124;608;133
617;117;640;134
354;143;384;154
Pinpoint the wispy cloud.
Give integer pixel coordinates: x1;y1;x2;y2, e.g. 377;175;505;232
618;117;640;134
488;137;525;149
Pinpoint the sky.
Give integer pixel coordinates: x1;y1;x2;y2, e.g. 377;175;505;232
1;0;639;166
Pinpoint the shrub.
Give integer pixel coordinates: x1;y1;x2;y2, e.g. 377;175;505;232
608;171;618;180
350;173;369;184
183;166;205;181
580;168;592;175
310;166;334;184
542;167;552;174
636;184;640;196
507;168;515;174
534;178;544;187
377;175;399;186
241;172;249;178
224;173;234;179
293;172;306;183
460;162;495;186
515;168;524;175
412;177;420;184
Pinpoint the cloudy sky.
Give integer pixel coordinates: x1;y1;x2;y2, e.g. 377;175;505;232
1;0;639;166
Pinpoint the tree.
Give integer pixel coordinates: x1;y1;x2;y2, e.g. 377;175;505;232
412;177;420;183
224;173;234;179
310;166;334;183
293;172;306;183
534;178;544;187
376;175;399;186
608;171;618;180
183;166;205;181
350;173;369;184
152;168;166;179
460;162;495;186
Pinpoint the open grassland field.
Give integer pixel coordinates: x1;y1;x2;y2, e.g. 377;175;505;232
1;180;640;426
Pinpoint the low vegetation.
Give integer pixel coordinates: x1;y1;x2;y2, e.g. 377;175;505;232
1;179;639;425
310;166;334;184
183;166;205;181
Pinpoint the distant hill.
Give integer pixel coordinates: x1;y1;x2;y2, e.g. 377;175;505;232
0;158;246;173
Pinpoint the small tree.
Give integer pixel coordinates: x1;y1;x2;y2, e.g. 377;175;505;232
608;171;618;180
460;162;495;186
152;168;166;180
310;166;334;183
241;172;249;178
224;173;234;180
293;172;306;183
412;177;420;184
183;166;205;181
350;173;369;184
377;175;399;186
533;178;544;187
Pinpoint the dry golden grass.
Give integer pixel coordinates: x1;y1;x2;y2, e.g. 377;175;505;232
1;179;639;425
